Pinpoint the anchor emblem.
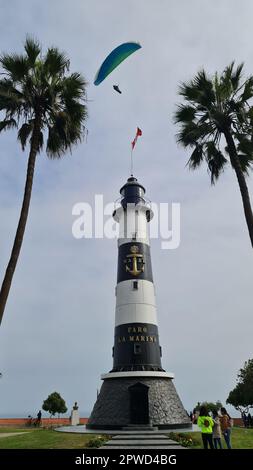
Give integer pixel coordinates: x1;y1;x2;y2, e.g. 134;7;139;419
124;245;145;276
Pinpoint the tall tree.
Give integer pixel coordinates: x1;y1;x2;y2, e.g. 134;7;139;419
42;391;67;418
227;359;253;413
0;38;88;324
194;401;223;414
174;62;253;246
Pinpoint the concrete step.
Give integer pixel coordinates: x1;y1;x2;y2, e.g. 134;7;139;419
100;445;184;449
99;431;185;450
104;439;179;446
112;434;169;440
119;430;165;435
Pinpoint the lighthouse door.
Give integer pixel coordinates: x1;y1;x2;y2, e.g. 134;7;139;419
129;383;149;425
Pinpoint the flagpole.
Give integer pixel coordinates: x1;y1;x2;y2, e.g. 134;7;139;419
130;127;142;177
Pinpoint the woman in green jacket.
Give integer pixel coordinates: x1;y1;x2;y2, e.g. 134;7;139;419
197;406;214;449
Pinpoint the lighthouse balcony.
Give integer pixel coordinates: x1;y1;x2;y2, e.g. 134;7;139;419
110;364;165;373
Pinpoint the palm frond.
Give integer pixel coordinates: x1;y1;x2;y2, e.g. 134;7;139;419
44;48;70;76
237;137;253;156
178;82;201;102
0;118;17;132
174;105;196;124
54;112;69;142
17;122;33;150
223;62;235;80
208;155;227;184
246;107;253;126
205;141;227;184
237;154;253;175
24;37;41;66
46;125;65;158
176;122;199;147
241;77;253;102
0;54;29;81
61;73;87;100
62;101;88;126
177;120;216;148
218;62;244;101
192;70;211;90
217;76;233;102
37;131;44;153
187;145;204;169
0;78;22;96
65;121;84;147
179;70;215;108
198;112;210;124
0;78;24;116
231;63;244;91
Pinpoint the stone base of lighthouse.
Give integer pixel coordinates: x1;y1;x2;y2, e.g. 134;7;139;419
87;372;191;430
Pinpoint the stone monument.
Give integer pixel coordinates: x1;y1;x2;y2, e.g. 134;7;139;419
70;402;80;426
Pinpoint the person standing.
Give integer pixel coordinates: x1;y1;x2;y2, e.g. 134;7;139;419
193;408;199;424
36;410;42;427
220;407;232;449
212;410;223;449
197;406;214;449
242;411;247;428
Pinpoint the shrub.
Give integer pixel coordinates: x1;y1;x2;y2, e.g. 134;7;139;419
86;435;109;448
168;432;198;447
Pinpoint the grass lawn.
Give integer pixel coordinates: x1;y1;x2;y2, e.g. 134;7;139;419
172;427;253;449
0;426;252;449
0;427;106;449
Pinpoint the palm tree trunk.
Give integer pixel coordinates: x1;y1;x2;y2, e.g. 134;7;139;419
0;116;41;325
224;129;253;247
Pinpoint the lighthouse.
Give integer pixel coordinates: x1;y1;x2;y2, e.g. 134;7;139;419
87;177;191;430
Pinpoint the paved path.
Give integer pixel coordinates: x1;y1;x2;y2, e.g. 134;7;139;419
57;424;197;434
0;432;30;439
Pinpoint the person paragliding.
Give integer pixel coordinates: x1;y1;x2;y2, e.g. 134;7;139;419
113;85;122;94
94;42;141;87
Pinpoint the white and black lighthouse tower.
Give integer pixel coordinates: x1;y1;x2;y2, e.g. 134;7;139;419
87;176;190;430
112;177;162;374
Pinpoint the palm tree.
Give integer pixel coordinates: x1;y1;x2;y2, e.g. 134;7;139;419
0;38;88;325
174;62;253;247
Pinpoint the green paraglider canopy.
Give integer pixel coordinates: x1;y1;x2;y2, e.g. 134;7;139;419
94;42;141;86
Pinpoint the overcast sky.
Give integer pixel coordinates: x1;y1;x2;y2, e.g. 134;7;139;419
0;0;253;418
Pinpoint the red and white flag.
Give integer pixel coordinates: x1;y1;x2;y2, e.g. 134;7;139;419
131;127;142;150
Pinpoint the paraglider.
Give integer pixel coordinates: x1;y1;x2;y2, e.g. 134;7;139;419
113;85;122;94
94;42;141;86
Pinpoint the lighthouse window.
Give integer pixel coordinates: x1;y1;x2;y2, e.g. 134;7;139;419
133;281;138;290
134;344;141;355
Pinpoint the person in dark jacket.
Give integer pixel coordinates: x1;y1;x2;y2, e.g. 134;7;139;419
36;410;42;426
